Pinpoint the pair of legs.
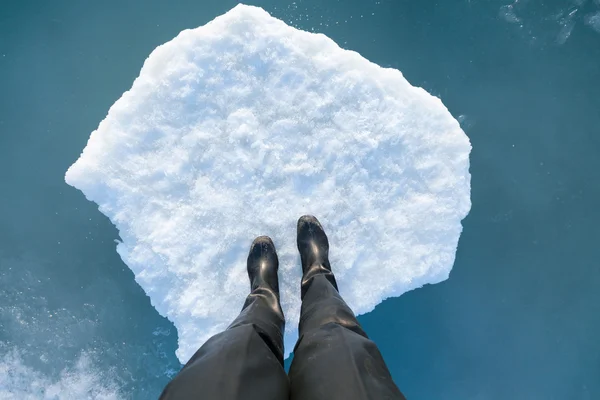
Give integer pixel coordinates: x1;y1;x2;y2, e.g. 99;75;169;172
160;216;406;400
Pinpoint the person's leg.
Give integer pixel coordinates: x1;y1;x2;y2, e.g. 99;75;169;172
289;216;406;400
160;236;289;400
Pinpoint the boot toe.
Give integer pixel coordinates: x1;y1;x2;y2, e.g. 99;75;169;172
297;215;323;232
248;236;277;266
251;235;274;249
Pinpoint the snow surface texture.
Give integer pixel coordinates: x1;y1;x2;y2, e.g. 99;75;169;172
0;348;120;400
66;4;471;362
499;0;600;44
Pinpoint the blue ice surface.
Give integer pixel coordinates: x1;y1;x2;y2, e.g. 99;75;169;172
1;0;599;399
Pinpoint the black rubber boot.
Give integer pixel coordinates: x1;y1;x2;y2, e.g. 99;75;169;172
232;235;285;363
247;236;280;296
297;215;338;298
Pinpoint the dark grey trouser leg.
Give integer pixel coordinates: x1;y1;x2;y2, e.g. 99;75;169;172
289;271;406;400
159;287;289;400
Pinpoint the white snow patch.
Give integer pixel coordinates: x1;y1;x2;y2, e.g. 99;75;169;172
66;4;471;361
0;348;121;400
585;12;600;33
